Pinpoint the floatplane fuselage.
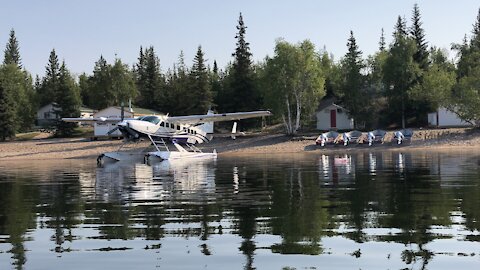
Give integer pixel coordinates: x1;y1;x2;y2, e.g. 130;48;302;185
63;110;271;164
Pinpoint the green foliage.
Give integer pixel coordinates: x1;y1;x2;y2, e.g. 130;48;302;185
83;56;137;110
339;31;368;127
229;13;259;113
3;29;21;67
135;46;164;109
0;64;36;132
452;8;480;125
38;49;60;106
110;58;137;106
261;39;325;134
409;63;456;110
188;46;212;114
409;48;455;110
54;62;81;137
0;82;16;140
383;21;421;128
410;4;429;70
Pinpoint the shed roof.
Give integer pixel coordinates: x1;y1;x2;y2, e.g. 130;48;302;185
317;97;348;112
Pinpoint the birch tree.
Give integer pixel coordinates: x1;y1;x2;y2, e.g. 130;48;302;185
262;40;325;135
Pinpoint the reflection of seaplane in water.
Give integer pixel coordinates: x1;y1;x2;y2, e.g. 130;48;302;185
63;110;271;164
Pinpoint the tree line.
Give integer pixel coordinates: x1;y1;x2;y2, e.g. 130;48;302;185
1;6;480;140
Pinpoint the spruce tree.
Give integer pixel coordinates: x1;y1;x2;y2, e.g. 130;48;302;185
0;82;17;140
38;49;60;106
134;46;147;106
230;13;257;113
210;60;222;109
452;8;480;125
188;46;212;114
379;28;386;52
3;29;21;67
54;62;80;137
383;17;420;128
143;46;163;109
89;55;113;109
110;57;137;107
410;3;429;70
471;8;480;49
340;31;366;127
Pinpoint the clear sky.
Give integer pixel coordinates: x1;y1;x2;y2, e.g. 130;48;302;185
1;0;479;77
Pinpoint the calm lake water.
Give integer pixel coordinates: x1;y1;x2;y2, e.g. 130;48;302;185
0;151;479;270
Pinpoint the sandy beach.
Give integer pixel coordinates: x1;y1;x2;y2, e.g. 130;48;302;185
0;128;479;161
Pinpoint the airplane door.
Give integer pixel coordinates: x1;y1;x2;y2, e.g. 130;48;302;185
330;109;336;128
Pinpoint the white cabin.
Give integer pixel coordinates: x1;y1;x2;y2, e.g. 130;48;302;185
427;107;473;127
36;103;94;127
316;99;354;130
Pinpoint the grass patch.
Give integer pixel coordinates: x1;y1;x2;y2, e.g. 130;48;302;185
15;132;42;141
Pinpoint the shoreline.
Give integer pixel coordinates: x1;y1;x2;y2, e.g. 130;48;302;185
0;128;479;161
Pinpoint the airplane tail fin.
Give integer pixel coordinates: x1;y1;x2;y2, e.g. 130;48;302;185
197;110;214;134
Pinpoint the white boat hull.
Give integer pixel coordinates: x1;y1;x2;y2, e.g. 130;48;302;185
146;150;217;161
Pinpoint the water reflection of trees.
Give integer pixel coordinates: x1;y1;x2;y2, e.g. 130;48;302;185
1;153;480;269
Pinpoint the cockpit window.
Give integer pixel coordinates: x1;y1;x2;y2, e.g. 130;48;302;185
139;116;161;124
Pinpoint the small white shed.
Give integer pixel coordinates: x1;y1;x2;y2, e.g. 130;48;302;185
36;103;94;127
427;107;473;127
93;106;162;137
93;106;134;137
316;99;354;130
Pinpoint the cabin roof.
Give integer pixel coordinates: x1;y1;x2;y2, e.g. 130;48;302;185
317;97;348;112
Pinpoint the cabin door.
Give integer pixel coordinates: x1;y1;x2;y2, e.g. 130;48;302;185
330;109;337;128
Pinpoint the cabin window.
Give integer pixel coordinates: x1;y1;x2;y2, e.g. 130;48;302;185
140;116;160;124
44;112;51;119
160;122;165;127
177;125;181;131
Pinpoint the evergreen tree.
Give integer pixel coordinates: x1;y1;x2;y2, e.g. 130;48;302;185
0;81;16;140
210;60;222;109
3;29;21;67
165;51;191;115
230;13;258;113
110;57;137;106
452;8;480;125
134;46;147;106
471;8;480;49
89;55;112;109
0;64;35;132
54;62;80;137
379;28;386;52
188;46;212;114
78;73;91;107
410;3;429;70
142;46;163;109
339;31;366;127
38;49;60;106
383;16;420;128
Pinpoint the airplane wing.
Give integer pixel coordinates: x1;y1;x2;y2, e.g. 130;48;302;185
167;111;272;125
62;117;134;122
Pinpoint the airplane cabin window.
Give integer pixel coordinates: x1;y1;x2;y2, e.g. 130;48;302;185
140;116;161;124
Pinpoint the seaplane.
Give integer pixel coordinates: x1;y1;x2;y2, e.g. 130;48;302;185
63;109;271;164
